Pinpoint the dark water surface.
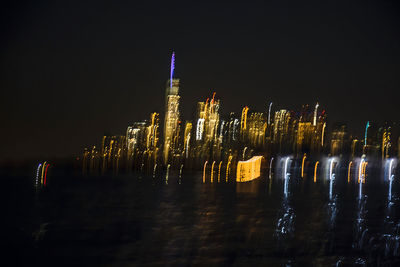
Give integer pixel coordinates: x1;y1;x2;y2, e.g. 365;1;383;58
2;162;400;266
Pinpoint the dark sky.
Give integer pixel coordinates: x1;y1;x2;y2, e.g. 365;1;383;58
1;0;400;160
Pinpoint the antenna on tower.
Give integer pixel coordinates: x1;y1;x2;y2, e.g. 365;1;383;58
170;52;175;89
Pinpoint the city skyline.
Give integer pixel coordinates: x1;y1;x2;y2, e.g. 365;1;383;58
1;0;400;161
78;51;399;178
3;2;400;266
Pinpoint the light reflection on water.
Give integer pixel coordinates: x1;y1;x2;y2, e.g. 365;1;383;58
4;157;400;266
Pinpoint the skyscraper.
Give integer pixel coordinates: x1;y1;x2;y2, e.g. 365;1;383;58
163;52;181;164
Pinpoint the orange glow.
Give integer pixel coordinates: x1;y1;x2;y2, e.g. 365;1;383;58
211;161;216;183
358;161;368;184
241;106;249;131
301;154;306;178
218;161;222;183
41;161;47;185
226;155;233;182
314;161;319;183
362;162;368;183
321;122;326;146
203;161;208;183
348;161;353;183
236;156;262;182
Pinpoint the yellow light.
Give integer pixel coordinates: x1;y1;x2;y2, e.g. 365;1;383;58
203;161;208;183
321;122;326;146
348;161;353;183
301;154;306;178
358;160;368;184
314;161;319;183
41;161;47;185
362;162;368;183
236;156;263;182
241;106;249;131
211;161;216;183
218;161;222;183
226;155;232;182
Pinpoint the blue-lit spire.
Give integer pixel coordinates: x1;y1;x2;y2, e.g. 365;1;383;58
170;51;175;89
364;121;370;145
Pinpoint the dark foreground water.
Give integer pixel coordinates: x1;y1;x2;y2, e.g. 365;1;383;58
2;159;400;266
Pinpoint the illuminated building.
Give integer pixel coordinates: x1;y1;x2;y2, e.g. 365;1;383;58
225;113;240;144
236;156;263;182
79;52;400;177
273;109;294;152
330;124;349;156
379;125;392;159
193;93;222;162
313;102;319;126
312;109;327;153
362;122;380;157
195;93;221;144
145;112;160;165
127;123;146;159
146;113;160;150
240;106;249;140
163;52;181;165
246;112;267;148
206;93;220;143
100;135;126;172
296;122;314;154
184;121;192;158
351;139;363;158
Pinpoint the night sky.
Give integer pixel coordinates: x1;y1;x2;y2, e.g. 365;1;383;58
1;0;400;161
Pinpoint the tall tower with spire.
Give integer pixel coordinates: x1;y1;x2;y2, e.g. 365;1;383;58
163;52;181;165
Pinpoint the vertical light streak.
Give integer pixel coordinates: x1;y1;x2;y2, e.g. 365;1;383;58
170;52;175;89
166;164;170;184
358;158;364;183
388;160;395;201
284;157;290;179
321;122;326;146
211;161;216;183
196;118;205;140
301;154;307;178
364;121;370;146
362;162;367;183
358;161;367;197
348;161;353;183
185;133;190;158
241;106;249;131
242;147;247;160
268;102;273;125
226;162;231;182
313;102;319;126
41;161;47;185
35;163;42;188
382;132;386;160
284;157;290;198
389;174;394;201
203;161;208;183
329;173;335;200
388;158;394;180
329;158;335;181
218;161;222;183
44;164;50;186
153;164;157;178
314;161;319;183
269;157;274;179
179;164;184;178
226;156;232;182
